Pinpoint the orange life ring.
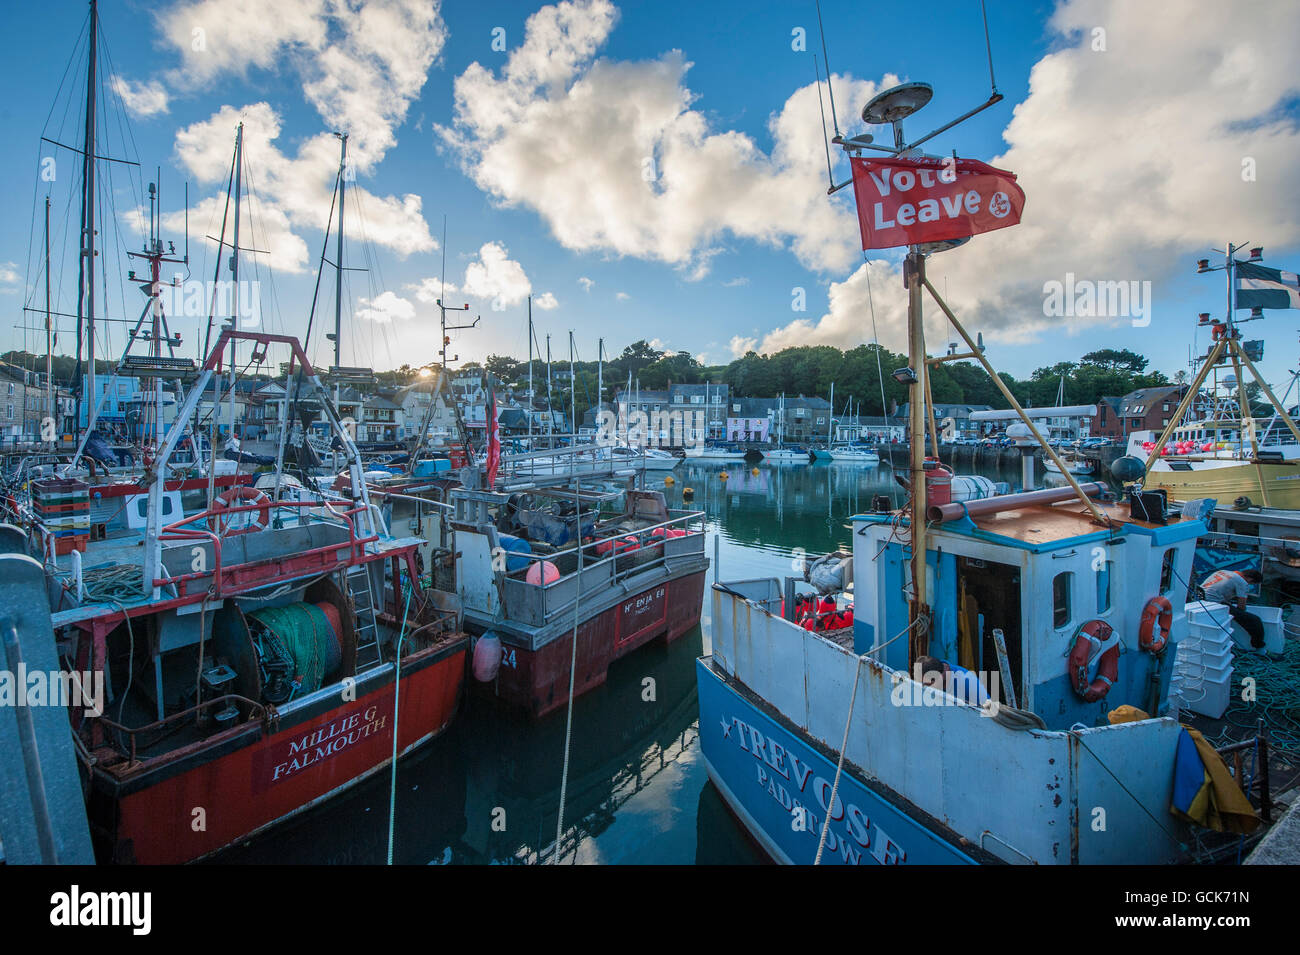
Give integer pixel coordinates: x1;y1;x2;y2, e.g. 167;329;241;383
1138;595;1172;654
1211;322;1227;341
209;486;271;536
1068;619;1120;702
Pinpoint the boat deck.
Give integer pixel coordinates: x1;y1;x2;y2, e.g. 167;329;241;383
966;498;1190;546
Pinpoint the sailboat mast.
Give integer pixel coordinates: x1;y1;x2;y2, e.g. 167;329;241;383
828;381;834;445
568;330;576;436
546;333;552;438
44;196;53;447
527;295;533;440
228;123;243;442
597;337;603;431
77;0;99;438
334;134;348;371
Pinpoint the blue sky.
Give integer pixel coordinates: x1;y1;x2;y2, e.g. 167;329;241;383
1;0;1297;394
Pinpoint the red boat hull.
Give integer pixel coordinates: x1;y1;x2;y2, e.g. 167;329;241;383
488;570;706;718
93;640;467;864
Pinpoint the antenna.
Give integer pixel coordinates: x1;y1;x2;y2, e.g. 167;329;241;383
813;54;836;191
814;0;842;140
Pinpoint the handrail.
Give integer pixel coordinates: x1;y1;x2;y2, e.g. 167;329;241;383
94;694;273;764
155;499;382;591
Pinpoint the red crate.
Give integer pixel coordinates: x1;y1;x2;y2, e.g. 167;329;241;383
54;534;89;556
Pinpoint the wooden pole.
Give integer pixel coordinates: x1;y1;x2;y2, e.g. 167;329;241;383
922;277;1111;526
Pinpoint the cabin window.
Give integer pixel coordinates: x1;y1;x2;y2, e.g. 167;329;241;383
1053;572;1072;628
1096;561;1112;613
1160;548;1177;594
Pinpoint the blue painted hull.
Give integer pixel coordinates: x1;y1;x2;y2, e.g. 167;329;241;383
810;448;833;461
696;659;980;865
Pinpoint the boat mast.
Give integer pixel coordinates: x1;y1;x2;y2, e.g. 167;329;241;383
568;330;576;437
44;196;53;448
828;380;834;446
333;133;347;375
527;295;533;440
75;0;99;439
597;337;603;435
546;333;552;440
227;123;243;446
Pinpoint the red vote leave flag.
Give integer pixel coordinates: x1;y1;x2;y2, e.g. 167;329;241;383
849;155;1025;250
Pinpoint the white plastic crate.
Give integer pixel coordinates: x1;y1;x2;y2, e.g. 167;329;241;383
1185;599;1284;655
1176;640;1234;672
1178;668;1235;719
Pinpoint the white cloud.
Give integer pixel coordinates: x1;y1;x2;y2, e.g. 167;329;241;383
722;277;749;288
534;292;559;310
157;0;445;171
461;241;533;306
405;276;459;304
753;0;1300;355
728;335;758;357
437;0;883;278
156;2;444;276
0;261;21;290
168;102;434;273
578;276;594;292
111;76;169;117
615;291;630;301
355;290;416;324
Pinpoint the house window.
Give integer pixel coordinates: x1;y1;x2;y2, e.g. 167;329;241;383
1097;561;1112;613
1053;572;1072;628
692;395;703;404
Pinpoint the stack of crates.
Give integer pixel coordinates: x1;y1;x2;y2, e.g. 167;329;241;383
1171;600;1236;719
32;477;90;555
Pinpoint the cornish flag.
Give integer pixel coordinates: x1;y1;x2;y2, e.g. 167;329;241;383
1236;260;1300;310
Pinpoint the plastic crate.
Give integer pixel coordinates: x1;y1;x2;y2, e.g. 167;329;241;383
54;534;88;556
1186;599;1284;655
1176;640;1234;672
1178;669;1235;719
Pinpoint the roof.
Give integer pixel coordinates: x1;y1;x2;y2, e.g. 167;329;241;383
670;383;729;401
1119;386;1184;416
727;397;774;418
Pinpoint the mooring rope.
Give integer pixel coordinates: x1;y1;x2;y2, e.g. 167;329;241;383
815;652;866;865
385;581;414;865
553;483;584;863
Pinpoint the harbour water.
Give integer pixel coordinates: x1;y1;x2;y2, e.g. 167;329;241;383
213;457;1021;865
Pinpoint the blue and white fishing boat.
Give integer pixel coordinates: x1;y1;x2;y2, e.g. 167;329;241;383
696;75;1262;866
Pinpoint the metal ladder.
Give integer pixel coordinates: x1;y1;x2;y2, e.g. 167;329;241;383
346;562;384;669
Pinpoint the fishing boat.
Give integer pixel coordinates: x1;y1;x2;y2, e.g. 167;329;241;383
3;330;469;864
697;75;1267;865
1133;246;1300;509
450;450;709;718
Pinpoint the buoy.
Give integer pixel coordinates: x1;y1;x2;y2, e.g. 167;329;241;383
664;475;675;485
719;470;729;480
751;467;759;476
526;560;561;585
683;486;695;497
473;632;504;682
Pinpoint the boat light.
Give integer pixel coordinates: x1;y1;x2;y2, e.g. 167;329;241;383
892;367;918;386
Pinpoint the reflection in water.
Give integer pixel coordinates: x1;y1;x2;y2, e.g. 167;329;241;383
212;459;1019;864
